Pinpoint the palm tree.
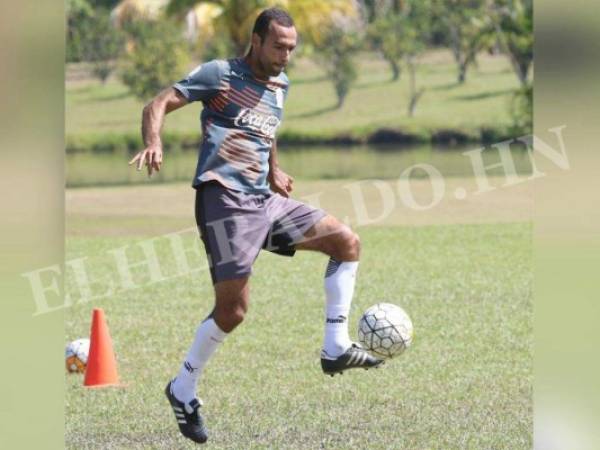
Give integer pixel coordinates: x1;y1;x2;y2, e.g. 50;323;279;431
166;0;358;55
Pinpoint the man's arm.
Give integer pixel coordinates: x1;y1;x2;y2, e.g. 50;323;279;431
128;87;188;176
268;139;294;197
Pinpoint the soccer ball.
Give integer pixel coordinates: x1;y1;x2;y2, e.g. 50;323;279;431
65;338;90;373
358;303;413;359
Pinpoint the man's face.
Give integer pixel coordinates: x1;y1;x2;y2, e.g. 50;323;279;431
253;21;297;76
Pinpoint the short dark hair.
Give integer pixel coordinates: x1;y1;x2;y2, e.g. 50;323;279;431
252;8;294;43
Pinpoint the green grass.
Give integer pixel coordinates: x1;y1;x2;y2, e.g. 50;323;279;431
65;219;532;448
66;50;520;140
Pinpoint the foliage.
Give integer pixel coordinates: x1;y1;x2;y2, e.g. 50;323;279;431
367;14;405;81
432;0;494;84
366;1;431;115
510;83;532;133
166;0;359;55
67;50;520;142
489;0;533;86
120;19;191;101
67;1;124;76
88;0;121;7
317;17;363;108
66;0;95;62
82;9;125;83
167;0;273;55
367;1;429;81
200;32;236;61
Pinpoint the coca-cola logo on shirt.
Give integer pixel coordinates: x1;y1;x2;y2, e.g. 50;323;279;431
234;108;280;138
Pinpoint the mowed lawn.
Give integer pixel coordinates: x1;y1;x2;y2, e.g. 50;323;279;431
66;50;519;138
65;181;532;449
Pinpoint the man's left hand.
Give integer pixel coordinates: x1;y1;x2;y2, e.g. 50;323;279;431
268;167;294;197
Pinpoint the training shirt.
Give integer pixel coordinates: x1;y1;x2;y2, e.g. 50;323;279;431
173;58;289;194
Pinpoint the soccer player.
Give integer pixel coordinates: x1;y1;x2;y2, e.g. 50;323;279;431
128;8;383;444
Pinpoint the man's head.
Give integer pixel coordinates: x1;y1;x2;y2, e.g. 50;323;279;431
248;8;297;77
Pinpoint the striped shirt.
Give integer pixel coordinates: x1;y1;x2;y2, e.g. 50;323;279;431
174;58;289;194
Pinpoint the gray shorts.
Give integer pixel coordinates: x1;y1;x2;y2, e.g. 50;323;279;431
195;181;327;284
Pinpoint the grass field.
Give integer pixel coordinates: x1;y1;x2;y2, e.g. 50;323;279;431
66;50;519;140
65;180;532;449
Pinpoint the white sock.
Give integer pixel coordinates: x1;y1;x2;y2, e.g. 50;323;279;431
322;258;358;358
172;317;227;404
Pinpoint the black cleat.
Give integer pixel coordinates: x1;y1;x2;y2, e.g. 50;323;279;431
321;343;384;376
165;380;208;444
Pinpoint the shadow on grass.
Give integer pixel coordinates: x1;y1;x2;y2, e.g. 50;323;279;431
430;81;461;91
453;88;514;101
287;104;339;119
355;77;398;89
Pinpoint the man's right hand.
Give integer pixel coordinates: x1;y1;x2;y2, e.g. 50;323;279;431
128;144;163;177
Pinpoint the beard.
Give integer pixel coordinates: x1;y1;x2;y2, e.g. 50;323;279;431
259;56;282;77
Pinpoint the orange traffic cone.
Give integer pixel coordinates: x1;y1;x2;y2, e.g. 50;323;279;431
84;308;120;387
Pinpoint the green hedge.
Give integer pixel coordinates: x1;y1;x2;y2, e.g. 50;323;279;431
66;124;523;154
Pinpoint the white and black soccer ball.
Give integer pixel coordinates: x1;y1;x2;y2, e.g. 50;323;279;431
358;303;413;359
65;338;90;374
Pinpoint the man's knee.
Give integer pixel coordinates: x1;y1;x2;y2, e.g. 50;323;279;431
212;278;249;332
213;299;246;332
348;231;360;259
342;229;360;261
331;226;360;261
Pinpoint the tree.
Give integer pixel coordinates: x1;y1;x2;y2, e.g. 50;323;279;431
165;0;358;56
488;0;533;86
402;1;430;116
368;15;404;81
66;0;94;62
367;1;430;115
317;15;363;108
511;84;532;132
120;19;191;101
433;0;493;84
83;9;125;83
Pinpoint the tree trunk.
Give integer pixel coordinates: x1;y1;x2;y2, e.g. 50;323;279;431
449;25;465;84
407;56;424;117
517;59;530;85
389;59;401;81
493;21;530;87
458;63;467;84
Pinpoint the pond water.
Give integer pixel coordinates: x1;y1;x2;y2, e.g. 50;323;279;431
66;144;533;188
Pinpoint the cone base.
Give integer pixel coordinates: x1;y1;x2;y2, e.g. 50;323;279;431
84;381;124;389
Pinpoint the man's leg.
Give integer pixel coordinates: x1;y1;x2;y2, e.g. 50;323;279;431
295;215;360;357
172;277;249;404
166;277;249;443
295;215;382;374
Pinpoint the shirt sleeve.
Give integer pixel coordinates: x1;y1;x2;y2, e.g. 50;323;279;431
173;60;224;103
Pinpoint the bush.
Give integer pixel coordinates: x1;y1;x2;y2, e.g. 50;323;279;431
83;9;124;83
120;19;191;102
66;132;202;154
510;84;532;134
66;0;94;62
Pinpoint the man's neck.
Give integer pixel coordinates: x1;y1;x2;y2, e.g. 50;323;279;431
243;52;269;81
